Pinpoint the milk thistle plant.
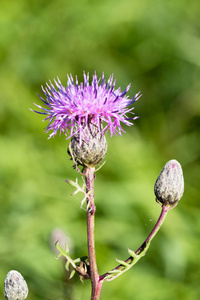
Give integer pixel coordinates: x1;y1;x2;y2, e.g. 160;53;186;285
32;72;184;300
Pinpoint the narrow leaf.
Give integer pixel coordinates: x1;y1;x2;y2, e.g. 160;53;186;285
69;270;76;280
104;274;113;280
65;260;70;271
115;258;130;268
128;248;137;259
107;269;121;274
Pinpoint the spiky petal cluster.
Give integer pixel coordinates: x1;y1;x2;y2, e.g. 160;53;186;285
33;72;141;140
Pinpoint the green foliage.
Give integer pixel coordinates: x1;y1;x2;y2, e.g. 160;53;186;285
0;0;200;299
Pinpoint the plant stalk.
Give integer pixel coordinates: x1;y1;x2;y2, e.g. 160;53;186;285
135;204;169;255
99;205;169;281
85;167;101;300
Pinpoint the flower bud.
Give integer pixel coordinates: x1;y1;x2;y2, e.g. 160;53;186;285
154;159;184;206
69;117;107;167
50;228;74;255
4;270;28;300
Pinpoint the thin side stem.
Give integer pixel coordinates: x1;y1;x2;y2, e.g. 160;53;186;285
85;167;101;300
135;204;169;255
100;205;169;281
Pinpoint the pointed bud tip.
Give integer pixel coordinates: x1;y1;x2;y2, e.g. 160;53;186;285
154;159;184;207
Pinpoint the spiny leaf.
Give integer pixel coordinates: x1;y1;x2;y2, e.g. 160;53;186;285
65;241;69;253
115;258;130;268
73;258;81;264
65;260;70;271
64;178;90;209
56;242;76;269
128;248;137;259
104;274;113;280
80;195;87;208
107;269;121;274
56;243;68;256
69;270;76;280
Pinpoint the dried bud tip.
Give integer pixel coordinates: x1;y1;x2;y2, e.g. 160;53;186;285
4;270;28;300
154;159;184;207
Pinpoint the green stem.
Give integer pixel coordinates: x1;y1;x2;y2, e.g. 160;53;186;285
85;167;101;300
100;205;169;281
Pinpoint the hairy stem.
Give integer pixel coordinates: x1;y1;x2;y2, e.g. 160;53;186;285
85;167;101;300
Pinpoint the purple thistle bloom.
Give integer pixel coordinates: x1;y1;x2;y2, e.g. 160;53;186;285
33;72;141;140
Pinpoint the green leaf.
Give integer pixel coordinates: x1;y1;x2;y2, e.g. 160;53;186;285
128;248;137;259
69;270;76;280
65;260;70;271
65;242;69;253
104;274;113;280
107;269;121;274
115;258;130;268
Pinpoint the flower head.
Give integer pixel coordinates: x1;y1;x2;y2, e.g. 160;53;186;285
33;72;141;141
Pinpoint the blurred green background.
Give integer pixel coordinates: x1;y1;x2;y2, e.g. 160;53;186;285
0;0;200;299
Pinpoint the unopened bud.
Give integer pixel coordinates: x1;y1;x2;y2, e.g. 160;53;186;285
154;159;184;206
69;117;107;167
4;270;28;300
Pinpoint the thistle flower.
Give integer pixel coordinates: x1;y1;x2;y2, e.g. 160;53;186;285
33;72;141;141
